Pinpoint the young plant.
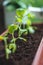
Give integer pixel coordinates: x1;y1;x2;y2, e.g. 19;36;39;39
8;24;27;42
0;8;36;60
0;24;27;59
7;24;27;59
0;35;17;59
15;8;36;34
0;36;10;59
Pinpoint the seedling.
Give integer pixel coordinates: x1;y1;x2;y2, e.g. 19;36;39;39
8;24;26;41
0;8;36;60
0;35;17;59
9;43;17;53
16;8;35;34
0;36;10;59
0;24;26;59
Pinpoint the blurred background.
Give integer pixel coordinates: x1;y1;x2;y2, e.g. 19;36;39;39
0;0;43;34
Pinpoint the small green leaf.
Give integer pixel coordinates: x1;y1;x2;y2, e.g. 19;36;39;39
27;13;35;18
24;31;28;35
0;36;4;40
11;38;16;43
18;1;27;8
26;19;32;26
6;48;11;54
20;29;27;33
0;36;8;40
28;26;35;34
22;16;28;24
22;16;31;25
16;8;25;17
16;16;22;23
18;37;27;42
9;43;17;53
19;28;27;36
8;24;18;34
6;48;11;59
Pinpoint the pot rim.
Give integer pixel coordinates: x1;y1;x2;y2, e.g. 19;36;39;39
32;38;43;65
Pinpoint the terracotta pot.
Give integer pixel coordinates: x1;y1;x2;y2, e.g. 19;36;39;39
32;23;43;65
32;38;43;65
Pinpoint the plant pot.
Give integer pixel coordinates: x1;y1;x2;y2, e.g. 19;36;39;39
0;23;43;65
32;38;43;65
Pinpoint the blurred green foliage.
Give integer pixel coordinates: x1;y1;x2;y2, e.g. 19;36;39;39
3;0;43;11
3;0;43;23
21;0;43;7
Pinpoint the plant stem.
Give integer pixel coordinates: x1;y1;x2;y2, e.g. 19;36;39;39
4;38;9;59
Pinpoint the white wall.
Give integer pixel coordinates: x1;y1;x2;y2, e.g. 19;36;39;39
4;7;16;28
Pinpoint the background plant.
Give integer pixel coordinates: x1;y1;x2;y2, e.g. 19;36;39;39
3;0;43;11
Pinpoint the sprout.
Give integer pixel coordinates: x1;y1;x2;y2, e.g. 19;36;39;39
28;26;35;34
0;8;36;60
6;48;11;59
18;37;27;42
8;24;18;34
9;43;17;53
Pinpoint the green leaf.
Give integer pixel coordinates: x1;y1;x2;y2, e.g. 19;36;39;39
9;43;17;53
16;16;22;23
0;36;4;40
19;28;27;36
18;1;27;8
22;16;31;25
27;13;35;18
6;48;11;59
6;48;11;54
24;31;28;35
20;29;27;32
18;37;27;42
26;19;32;26
22;16;28;24
16;8;25;17
8;24;18;34
0;36;8;40
28;26;35;34
11;38;16;43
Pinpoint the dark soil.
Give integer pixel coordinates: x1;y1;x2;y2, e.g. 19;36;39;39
0;24;43;65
